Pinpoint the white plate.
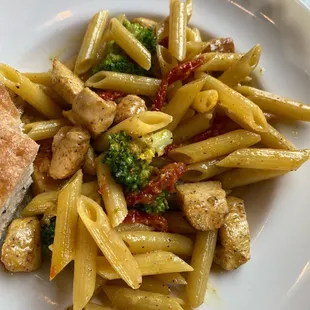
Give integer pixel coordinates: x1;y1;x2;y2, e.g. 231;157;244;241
1;0;310;309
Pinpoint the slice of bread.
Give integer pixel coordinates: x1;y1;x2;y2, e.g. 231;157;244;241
0;83;39;239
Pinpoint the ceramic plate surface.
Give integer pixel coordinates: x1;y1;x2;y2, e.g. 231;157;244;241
0;0;310;309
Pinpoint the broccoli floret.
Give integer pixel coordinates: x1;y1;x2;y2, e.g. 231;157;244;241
123;20;157;54
138;192;169;214
103;131;154;192
41;216;56;256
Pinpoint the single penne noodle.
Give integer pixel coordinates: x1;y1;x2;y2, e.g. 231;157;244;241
154;272;188;285
119;231;194;256
115;223;155;232
74;11;109;75
260;124;296;150
50;170;82;280
110;18;151;70
21;182;100;217
156;45;178;76
23;72;52;86
39;85;71;110
192;90;219;113
163;212;196;234
169;129;261;164
84;303;114;310
167;80;183;102
218;44;261;87
192;27;202;42
73;218;97;310
235;85;310;122
132;17;158;29
103;285;183;310
97;251;193;280
51;59;84;105
0;64;62;119
169;0;187;61
164;77;207;131
96;156;128;227
202;74;268;132
186;0;193;21
179;107;195;124
78;196;142;289
196;53;244;72
21;191;58;216
217;148;310;171
24;119;71;141
181;158;231;182
94;111;172;151
139;277;171;295
186;230;218;308
156;18;169;43
85;71;161;96
216;168;287;189
185;41;209;60
172;112;213;144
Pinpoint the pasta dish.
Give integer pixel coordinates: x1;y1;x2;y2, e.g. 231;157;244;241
0;0;310;309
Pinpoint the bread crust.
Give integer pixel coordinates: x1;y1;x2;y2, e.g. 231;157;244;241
0;82;19;118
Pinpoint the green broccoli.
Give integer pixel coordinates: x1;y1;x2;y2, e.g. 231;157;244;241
138;192;169;214
92;42;151;76
103;131;154;192
41;216;56;256
123;20;157;54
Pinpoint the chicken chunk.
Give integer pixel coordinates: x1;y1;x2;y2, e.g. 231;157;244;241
1;217;42;272
176;181;228;231
214;196;251;270
49;126;90;179
114;95;147;124
32;140;67;194
72;87;117;137
51;126;73;153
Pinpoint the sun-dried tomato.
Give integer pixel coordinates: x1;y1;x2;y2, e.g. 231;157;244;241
153;55;205;111
124;209;168;232
126;162;187;206
97;90;125;101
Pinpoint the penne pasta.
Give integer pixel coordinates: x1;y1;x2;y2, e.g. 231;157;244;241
156;45;178;76
181;158;231;182
0;64;62;119
86;71;161;96
192;90;218;113
51;59;84;105
186;0;193;21
78;196;142;289
202;74;268;132
39;85;71;110
259;124;296;150
163;212;196;234
167;80;183;102
94;111;172;151
119;231;194;256
154;272;187;285
24;119;71;141
132;17;157;29
164;77;207;131
169;0;187;61
179;107;195;124
115;223;155;232
172;112;213;144
84;303;115;310
97;251;193;280
217;148;310;171
218;44;261;87
110;18;152;70
96;156;128;227
23;72;52;86
185;41;209;60
196;53;243;72
191;27;202;42
156;18;169;43
50;170;82;280
74;11;109;75
216;168;287;189
186;230;218;308
169;129;261;164
73;218;97;310
103;285;184;310
236;85;310;122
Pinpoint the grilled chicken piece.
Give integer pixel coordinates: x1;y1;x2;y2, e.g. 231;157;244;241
214;196;251;270
1;217;42;272
32;140;67;194
114;95;147;124
49;126;90;179
72;87;117;137
176;181;228;231
52;126;73;153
